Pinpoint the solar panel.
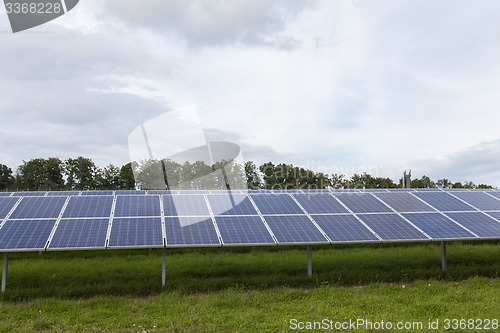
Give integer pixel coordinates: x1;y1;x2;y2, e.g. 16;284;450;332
0;193;12;197
448;192;500;211
207;194;258;215
292;193;349;214
49;218;108;249
402;213;476;239
374;192;435;212
108;217;163;247
0;197;20;219
10;191;46;196
178;190;211;194
165;216;220;246
412;192;476;212
334;193;393;213
114;195;161;217
80;191;114;196
62;196;114;218
444;212;500;238
357;214;428;241
263;215;328;244
46;191;80;196
147;190;176;195
9;196;67;219
250;194;303;215
215;216;275;245
163;195;210;216
115;190;146;195
0;219;55;250
312;214;379;242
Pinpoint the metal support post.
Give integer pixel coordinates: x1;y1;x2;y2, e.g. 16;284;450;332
162;248;166;288
307;245;312;278
441;241;447;271
2;253;8;293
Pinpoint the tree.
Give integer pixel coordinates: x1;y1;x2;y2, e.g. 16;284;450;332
64;157;99;190
0;164;13;190
411;175;435;188
244;161;262;189
97;164;122;190
436;178;453;189
119;163;136;190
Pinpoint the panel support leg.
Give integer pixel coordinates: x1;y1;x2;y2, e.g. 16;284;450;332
2;253;8;294
441;241;447;272
162;248;166;288
307;245;312;278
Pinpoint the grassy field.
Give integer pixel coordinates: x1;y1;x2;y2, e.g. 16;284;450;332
0;242;499;332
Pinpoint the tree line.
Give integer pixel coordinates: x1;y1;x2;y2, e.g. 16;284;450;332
0;157;495;191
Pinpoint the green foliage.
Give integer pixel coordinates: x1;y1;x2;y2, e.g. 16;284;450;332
17;158;64;190
244;161;262;189
411;175;436;188
0;164;14;189
64;157;99;190
119;163;136;190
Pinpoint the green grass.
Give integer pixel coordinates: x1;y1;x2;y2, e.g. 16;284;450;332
0;242;499;332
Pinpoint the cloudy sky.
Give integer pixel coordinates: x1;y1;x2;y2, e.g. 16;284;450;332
1;0;500;186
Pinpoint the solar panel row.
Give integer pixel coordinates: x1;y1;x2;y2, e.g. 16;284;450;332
0;191;499;251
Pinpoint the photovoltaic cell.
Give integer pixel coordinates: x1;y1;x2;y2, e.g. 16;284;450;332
147;190;176;195
9;196;67;219
358;214;428;241
264;215;328;244
165;216;220;246
46;191;80;196
0;219;55;250
10;191;46;196
449;192;500;211
312;214;379;242
207;194;258;215
402;213;476;239
292;193;349;214
81;191;114;196
215;216;275;244
444;212;500;238
0;193;12;197
374;192;435;212
163;195;210;216
250;194;303;215
49;219;108;249
115;190;146;195
334;193;393;213
114;195;161;217
412;192;476;212
0;197;20;219
108;218;163;247
62;196;114;218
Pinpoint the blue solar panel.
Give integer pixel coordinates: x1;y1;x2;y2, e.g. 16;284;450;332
215;216;275;245
444;212;500;238
264;215;328;244
115;190;147;195
9;196;67;219
402;213;476;239
46;191;80;196
178;190;210;194
448;192;500;211
165;216;220;246
11;191;46;196
412;192;476;212
147;190;176;195
312;214;379;242
374;192;435;212
62;196;113;218
114;196;161;217
250;194;303;215
292;193;349;214
108;218;163;247
0;197;20;219
0;192;12;197
358;214;428;241
81;191;114;196
163;195;210;216
49;219;108;249
0;219;55;250
207;194;258;215
334;193;393;213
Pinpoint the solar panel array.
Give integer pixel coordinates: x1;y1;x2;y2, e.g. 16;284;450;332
0;189;499;251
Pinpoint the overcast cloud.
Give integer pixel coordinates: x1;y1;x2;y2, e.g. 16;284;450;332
1;0;500;186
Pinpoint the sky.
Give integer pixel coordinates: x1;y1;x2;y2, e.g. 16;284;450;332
1;0;500;186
